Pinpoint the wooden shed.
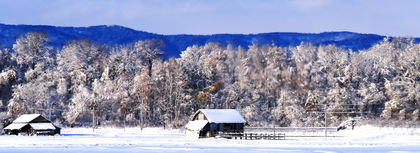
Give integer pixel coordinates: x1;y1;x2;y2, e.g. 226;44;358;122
3;114;61;136
185;109;246;138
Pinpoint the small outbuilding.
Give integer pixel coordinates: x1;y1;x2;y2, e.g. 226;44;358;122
185;109;246;138
3;114;61;136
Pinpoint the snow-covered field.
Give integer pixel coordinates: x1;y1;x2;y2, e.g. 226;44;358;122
0;126;420;153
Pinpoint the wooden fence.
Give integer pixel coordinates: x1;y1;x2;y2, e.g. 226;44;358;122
245;127;338;137
221;132;285;140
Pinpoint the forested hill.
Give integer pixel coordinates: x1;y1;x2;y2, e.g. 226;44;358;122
0;23;389;58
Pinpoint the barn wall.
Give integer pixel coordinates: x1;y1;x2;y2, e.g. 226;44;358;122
193;112;208;121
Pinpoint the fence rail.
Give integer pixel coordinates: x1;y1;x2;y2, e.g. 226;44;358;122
245;127;338;137
220;132;285;140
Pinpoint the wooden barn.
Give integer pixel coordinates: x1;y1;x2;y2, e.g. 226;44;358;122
3;114;61;136
185;109;246;138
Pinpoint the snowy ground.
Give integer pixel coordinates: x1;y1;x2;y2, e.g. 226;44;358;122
0;126;419;153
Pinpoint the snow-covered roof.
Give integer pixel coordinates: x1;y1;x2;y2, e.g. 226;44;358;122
3;123;27;130
13;114;42;123
195;109;246;123
29;123;57;130
185;120;209;131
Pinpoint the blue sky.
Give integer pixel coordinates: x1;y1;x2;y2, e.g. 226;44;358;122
0;0;419;36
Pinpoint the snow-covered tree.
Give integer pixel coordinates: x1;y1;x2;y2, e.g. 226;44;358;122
57;40;106;124
13;32;50;71
8;32;58;120
3;31;420;127
134;39;164;77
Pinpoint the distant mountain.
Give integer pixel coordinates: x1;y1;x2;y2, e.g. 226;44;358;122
0;23;400;58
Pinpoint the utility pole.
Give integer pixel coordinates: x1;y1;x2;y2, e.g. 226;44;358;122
324;111;327;137
48;100;52;121
140;99;144;130
324;104;328;137
92;107;95;130
123;111;126;133
92;100;96;132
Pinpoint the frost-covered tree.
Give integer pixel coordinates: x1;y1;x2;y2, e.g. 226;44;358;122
0;49;16;103
152;58;192;127
8;32;58;119
0;49;17;104
134;39;164;77
57;40;105;88
381;38;420;120
132;67;153;127
57;40;106;124
13;32;50;71
0;48;15;71
3;31;420;127
0;69;16;90
64;85;94;125
92;45;144;126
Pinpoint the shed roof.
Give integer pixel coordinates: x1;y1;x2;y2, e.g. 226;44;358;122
29;123;57;130
185;120;209;131
3;123;27;130
195;109;246;123
13;114;42;123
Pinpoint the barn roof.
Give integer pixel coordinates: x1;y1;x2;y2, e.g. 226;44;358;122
3;123;27;130
13;114;42;123
29;123;56;130
185;120;209;131
196;109;246;123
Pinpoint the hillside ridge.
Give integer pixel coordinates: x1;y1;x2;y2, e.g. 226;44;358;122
0;23;392;58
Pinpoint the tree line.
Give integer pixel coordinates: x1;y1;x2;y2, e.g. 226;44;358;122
0;32;419;128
